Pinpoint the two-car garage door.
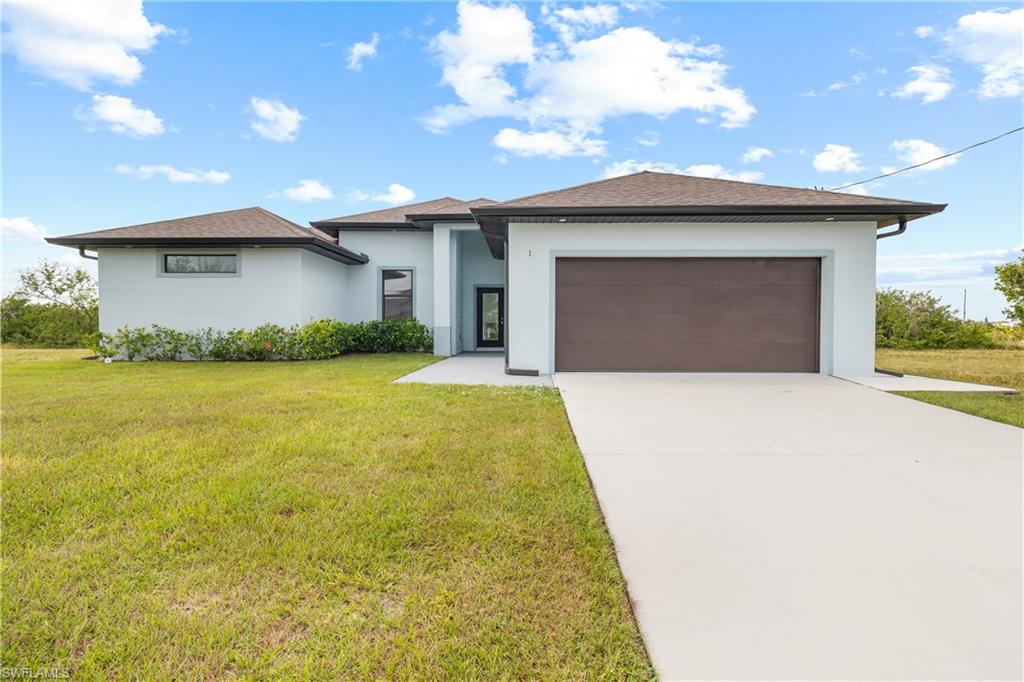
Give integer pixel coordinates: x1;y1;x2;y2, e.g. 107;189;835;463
555;257;820;372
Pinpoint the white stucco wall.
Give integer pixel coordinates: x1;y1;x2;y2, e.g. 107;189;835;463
97;247;309;332
336;230;435;327
298;249;348;322
507;221;878;376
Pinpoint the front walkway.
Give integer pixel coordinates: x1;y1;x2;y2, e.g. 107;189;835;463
395;353;554;387
840;372;1018;393
557;372;1022;680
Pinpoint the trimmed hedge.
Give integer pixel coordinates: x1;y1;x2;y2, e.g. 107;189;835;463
87;319;432;361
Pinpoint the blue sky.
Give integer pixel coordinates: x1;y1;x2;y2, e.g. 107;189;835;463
3;1;1021;320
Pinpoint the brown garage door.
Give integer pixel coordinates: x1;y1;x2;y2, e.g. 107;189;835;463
555;257;820;372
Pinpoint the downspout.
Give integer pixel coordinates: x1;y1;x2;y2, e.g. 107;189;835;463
876;215;907;240
78;246;98;261
873;215;907;377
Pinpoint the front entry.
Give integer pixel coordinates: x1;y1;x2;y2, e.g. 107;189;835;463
475;287;505;349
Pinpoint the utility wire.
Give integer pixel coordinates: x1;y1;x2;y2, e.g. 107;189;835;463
829;126;1024;192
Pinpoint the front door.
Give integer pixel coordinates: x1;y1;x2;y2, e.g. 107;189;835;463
476;287;505;348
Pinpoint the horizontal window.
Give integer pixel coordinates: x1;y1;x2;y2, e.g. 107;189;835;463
164;254;237;274
382;269;413;320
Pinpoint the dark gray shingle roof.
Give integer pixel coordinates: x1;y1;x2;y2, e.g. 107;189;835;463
484;171;935;210
46;207;367;264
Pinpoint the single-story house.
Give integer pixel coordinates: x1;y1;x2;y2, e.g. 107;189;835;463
48;171;945;375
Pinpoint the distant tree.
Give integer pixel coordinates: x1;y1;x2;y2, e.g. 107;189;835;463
1;260;98;347
994;251;1024;326
876;288;993;349
16;260;97;313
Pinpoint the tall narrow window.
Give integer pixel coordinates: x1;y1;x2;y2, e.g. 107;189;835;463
164;254;237;274
382;269;413;320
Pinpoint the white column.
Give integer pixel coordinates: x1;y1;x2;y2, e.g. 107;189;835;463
432;225;452;355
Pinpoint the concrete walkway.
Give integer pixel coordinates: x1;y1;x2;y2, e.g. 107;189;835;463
556;373;1023;680
841;372;1017;393
395;353;554;387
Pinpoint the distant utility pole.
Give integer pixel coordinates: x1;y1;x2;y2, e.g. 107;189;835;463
963;289;967;321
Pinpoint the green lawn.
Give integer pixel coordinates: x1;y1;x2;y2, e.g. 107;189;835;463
875;348;1024;428
1;349;652;679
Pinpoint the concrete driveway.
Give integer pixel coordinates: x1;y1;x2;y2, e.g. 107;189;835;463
556;373;1022;680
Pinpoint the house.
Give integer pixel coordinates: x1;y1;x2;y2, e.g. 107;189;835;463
47;171;945;375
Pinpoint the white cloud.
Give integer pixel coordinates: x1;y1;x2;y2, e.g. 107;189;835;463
249;97;305;142
813;144;865;173
426;1;754;157
493;127;606;158
600;159;763;182
1;1;168;90
914;25;935;39
348;183;416;205
838;185;870;196
542;3;619;44
803;72;867;97
683;164;764;182
890;139;957;171
1;216;48;244
115;164;230;184
877;247;1021;290
424;0;536;132
892;64;953;103
742;146;773;163
79;94;164;137
526;27;752;128
944;8;1023;98
282;179;334;202
347;33;380;71
635;130;660;147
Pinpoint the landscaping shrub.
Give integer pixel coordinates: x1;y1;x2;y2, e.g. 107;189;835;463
350;319;434;353
89;319;432;361
876;288;996;349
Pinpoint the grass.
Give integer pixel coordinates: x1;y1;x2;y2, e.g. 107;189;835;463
875;348;1024;428
1;349;652;679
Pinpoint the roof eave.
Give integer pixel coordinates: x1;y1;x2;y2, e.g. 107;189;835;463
309;220;419;233
44;236;369;265
471;203;947;218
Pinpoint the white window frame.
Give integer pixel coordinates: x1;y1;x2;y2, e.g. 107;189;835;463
156;248;242;278
378;266;416;320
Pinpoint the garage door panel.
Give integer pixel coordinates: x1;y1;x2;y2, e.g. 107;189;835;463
557;312;819;344
556;257;818;286
557;284;818;316
555;257;820;372
555;341;819;372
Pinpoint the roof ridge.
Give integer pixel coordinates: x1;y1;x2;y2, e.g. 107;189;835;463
639;171;923;205
313;196;464;224
491;171;650;207
253;206;317;238
58;206;261;239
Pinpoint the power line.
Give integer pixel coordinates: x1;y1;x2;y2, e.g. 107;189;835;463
829;126;1024;192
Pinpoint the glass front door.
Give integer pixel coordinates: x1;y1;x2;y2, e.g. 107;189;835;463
475;287;504;348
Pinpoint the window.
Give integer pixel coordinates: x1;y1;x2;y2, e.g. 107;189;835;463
163;254;237;274
382;269;413;320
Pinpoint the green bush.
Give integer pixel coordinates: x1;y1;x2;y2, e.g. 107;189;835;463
876;289;996;349
350;319;434;353
90;319;432;361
